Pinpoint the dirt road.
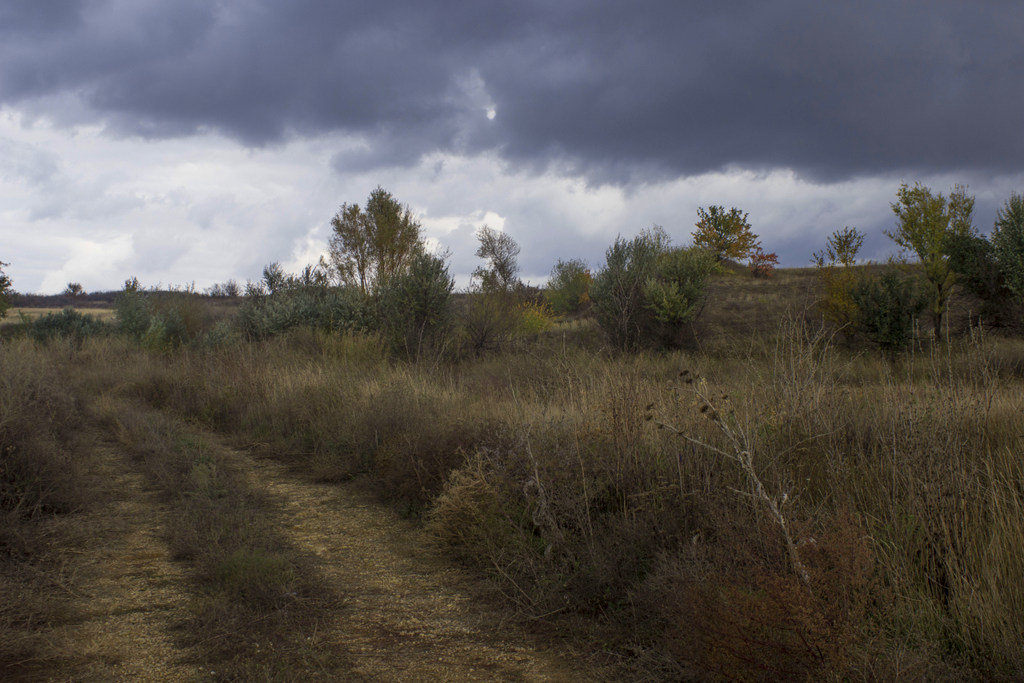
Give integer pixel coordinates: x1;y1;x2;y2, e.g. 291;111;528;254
28;410;602;681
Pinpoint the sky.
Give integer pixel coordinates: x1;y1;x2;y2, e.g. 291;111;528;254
2;1;1023;293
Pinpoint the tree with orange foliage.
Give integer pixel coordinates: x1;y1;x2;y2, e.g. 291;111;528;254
692;205;759;262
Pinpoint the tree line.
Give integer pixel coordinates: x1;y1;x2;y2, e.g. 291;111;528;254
2;182;1022;356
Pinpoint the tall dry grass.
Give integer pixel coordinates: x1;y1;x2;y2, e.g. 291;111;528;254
52;316;1024;679
0;339;93;673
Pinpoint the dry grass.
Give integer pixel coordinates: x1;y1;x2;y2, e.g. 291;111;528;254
1;307;116;328
6;266;1024;679
0;339;96;674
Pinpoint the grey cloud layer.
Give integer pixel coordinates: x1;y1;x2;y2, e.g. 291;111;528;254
2;1;1022;181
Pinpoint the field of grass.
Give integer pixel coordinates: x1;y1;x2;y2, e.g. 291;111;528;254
3;268;1024;679
0;307;116;328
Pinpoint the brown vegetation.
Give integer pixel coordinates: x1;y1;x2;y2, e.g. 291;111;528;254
3;263;1024;679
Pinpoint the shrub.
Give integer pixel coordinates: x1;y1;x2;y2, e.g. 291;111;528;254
515;300;554;335
591;227;668;351
644;246;715;330
850;270;925;354
377;250;454;359
459;291;520;354
946;231;1011;321
592;230;712;350
237;283;370;340
114;279;152;339
28;307;107;346
748;246;780;278
545;259;591;315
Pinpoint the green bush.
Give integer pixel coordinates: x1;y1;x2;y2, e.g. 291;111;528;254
850;270;926;353
591;228;668;351
946;231;1011;321
114;279;152;338
115;291;151;338
377;250;454;359
645;246;716;325
592;229;712;350
28;307;107;346
238;284;371;340
545;259;591;315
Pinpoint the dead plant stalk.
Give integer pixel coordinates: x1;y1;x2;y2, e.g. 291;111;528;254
655;374;811;588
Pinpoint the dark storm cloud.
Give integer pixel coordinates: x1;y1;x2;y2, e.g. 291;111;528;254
2;1;1023;180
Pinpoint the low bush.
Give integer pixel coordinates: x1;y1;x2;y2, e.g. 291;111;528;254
28;307;107;346
238;285;370;340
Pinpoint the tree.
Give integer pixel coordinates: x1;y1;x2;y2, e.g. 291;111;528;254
462;226;523;353
261;262;287;294
472;225;521;294
63;282;85;297
992;192;1024;304
0;261;12;319
812;227;866;328
814;226;864;268
692;206;759;262
328;187;422;295
886;183;974;341
545;258;592;315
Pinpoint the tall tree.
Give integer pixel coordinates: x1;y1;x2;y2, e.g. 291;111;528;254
329;187;422;295
992;192;1024;304
886;182;974;341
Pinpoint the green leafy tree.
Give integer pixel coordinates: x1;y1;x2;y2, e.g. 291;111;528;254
472;225;521;294
0;261;12;319
462;226;523;353
886;183;974;341
329;187;422;295
544;258;591;315
692;206;759;262
992;192;1024;304
812;227;866;329
63;282;85;298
